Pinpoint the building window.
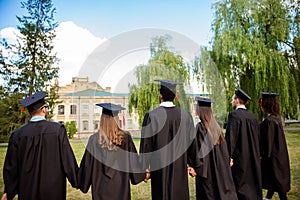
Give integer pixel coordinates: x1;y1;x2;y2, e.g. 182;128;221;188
82;104;89;114
93;120;99;130
83;120;88;131
58;105;65;115
70;105;77;115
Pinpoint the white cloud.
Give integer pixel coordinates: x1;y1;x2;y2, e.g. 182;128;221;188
0;27;21;57
0;21;106;86
0;27;20;44
54;21;106;86
99;49;150;93
1;23;207;94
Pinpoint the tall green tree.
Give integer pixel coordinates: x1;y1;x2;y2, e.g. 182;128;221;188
211;0;299;120
289;0;300;113
193;47;228;125
0;91;25;142
0;0;59;139
128;35;191;126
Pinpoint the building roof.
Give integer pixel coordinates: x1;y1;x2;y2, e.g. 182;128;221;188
63;89;128;97
64;89;112;97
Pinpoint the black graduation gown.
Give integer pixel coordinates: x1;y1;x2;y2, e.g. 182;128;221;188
139;106;197;200
260;115;290;192
3;120;78;200
78;132;145;200
225;108;262;200
194;123;237;200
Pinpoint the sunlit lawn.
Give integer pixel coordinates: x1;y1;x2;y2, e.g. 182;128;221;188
65;139;196;200
0;129;299;199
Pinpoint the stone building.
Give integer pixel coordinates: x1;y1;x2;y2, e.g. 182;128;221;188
52;77;140;138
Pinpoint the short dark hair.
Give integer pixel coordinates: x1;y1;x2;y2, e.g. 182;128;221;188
160;87;175;101
28;104;45;116
234;94;247;105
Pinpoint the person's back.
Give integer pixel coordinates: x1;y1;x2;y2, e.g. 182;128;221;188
144;106;191;150
141;106;194;200
225;88;262;200
139;80;196;200
227;108;260;158
78;103;145;200
227;109;261;179
79;132;144;200
260;115;290;193
3;91;78;200
259;92;290;200
4;121;78;200
193;97;237;200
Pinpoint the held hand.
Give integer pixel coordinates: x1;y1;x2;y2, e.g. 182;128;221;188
187;166;197;177
144;169;150;183
1;193;7;200
230;158;234;167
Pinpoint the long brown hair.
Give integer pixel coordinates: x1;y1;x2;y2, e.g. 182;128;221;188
98;114;126;151
197;105;225;145
261;97;280;116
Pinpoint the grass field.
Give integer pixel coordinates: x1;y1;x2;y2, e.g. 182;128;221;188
0;129;299;199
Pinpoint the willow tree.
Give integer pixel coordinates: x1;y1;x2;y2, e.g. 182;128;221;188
193;47;228;125
211;0;299;120
290;0;300;113
128;35;191;126
0;0;59;138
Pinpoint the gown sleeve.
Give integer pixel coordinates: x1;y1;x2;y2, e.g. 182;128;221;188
193;123;210;178
139;112;153;170
127;135;146;185
3;132;19;200
261;119;275;158
187;118;200;169
78;138;94;193
225;112;240;157
59;125;79;188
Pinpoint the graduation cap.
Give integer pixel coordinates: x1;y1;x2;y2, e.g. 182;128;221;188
195;97;214;107
96;103;125;116
235;88;251;101
261;92;279;98
155;80;181;94
20;91;48;113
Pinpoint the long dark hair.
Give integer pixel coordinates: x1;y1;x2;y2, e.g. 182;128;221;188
197;105;225;145
261;97;280;116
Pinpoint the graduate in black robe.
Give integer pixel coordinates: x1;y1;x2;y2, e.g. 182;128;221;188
139;80;198;200
193;97;237;200
259;92;290;200
225;88;262;200
2;91;78;200
78;103;146;200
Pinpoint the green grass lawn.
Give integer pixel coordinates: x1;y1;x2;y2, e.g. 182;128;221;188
0;129;299;199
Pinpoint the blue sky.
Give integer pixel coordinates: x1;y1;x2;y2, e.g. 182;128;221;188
0;0;215;46
0;0;216;92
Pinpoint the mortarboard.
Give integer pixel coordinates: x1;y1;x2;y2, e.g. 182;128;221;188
20;91;48;113
261;92;279;98
96;103;125;116
235;88;251;101
155;79;181;94
195;97;214;107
